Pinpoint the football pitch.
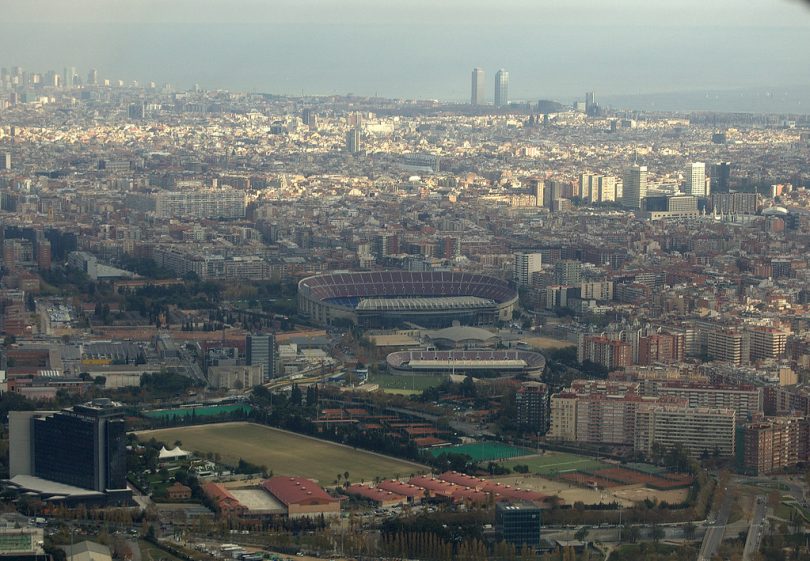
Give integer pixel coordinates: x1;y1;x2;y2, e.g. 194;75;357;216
499;451;610;476
137;422;427;484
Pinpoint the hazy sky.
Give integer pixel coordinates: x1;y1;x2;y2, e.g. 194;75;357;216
1;0;808;103
2;0;809;25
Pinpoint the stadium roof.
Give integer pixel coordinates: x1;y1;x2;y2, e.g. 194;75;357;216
356;296;494;312
299;271;517;306
408;359;527;370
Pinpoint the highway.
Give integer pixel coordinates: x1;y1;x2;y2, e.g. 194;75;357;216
742;496;768;561
698;490;733;561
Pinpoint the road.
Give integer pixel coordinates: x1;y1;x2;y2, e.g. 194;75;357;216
698;490;733;561
742;496;768;561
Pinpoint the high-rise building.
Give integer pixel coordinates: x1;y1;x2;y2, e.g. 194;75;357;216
634;403;736;458
470;68;485;106
622;165;648;209
637;332;685;365
0;152;10;171
9;399;130;502
741;416;805;475
711;162;731;193
128;103;145;120
63;66;76;89
153;188;246;219
346;128;361;154
685;162;707;197
585;91;599;116
87;68;98;86
529;178;545;207
554;259;581;286
513;252;542;288
246;333;275;381
36;239;52;271
496;502;541;548
494;69;509;108
543;179;564;208
516;381;550;434
748;326;790;361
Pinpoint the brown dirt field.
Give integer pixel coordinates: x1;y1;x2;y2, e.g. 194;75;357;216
491;475;688;507
522;336;575;350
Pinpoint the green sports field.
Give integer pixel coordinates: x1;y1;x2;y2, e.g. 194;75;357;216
369;373;443;393
136;422;426;484
430;442;532;462
499;451;611;476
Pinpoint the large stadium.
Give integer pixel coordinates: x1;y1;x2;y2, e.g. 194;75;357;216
386;349;546;380
297;271;518;328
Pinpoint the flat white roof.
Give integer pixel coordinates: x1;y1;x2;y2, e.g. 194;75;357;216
8;475;104;498
229;489;286;514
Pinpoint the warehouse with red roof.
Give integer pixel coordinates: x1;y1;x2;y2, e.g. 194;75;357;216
261;476;341;519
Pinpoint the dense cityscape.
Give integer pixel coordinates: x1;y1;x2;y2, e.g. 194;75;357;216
0;51;809;561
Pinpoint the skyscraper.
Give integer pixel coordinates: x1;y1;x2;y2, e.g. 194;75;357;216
622;165;648;209
513;252;542;287
346;128;361;154
685;162;707;197
711;161;731;193
585;92;596;114
87;68;98;86
63;66;76;89
494;69;509;108
9;399;129;502
471;68;485;106
516;381;550;434
246;333;275;381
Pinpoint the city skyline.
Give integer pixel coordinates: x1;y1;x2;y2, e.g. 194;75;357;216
0;0;807;110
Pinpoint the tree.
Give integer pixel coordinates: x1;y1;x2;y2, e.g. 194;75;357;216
306;385;318;407
683;520;697;540
290;384;303;406
460;375;477;398
574;526;590;541
621;526;640;543
650;523;664;542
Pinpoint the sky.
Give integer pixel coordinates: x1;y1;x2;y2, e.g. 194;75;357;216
1;0;809;106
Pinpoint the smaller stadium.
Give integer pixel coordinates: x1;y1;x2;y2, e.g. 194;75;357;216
298;271;518;328
386;349;546;380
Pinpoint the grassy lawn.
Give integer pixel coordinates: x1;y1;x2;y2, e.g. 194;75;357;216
370;373;443;392
499;451;610;476
137;422;426;484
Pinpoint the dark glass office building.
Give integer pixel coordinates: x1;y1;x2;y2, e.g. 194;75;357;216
496;502;542;548
31;399;127;492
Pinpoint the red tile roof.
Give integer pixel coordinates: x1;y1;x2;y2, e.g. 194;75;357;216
346;484;406;504
262;477;339;507
407;475;460;497
437;471;488;489
378;479;426;498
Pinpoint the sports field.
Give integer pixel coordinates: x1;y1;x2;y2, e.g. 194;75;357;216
499;451;611;476
430;442;531;462
137;422;426;484
369;373;443;393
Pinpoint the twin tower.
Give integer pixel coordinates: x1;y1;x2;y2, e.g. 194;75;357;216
471;68;509;108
